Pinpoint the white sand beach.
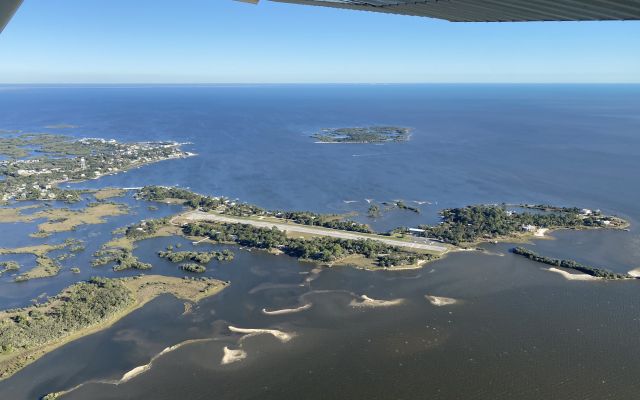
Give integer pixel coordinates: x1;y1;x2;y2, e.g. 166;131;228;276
627;268;640;278
262;303;312;315
548;267;599;281
229;326;296;343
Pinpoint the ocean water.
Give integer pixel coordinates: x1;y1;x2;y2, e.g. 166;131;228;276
0;84;639;399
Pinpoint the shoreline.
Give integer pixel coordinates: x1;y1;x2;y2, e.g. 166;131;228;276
0;276;227;381
547;267;600;281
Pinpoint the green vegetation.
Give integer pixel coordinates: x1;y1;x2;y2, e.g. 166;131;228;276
0;275;227;380
367;204;381;218
70;267;80;274
512;247;632;280
418;205;627;245
0;277;134;360
0;239;83;282
395;201;420;213
92;249;152;271
158;249;234;263
183;222;436;268
312;126;411;143
124;217;172;240
274;211;373;233
0;261;20;275
137;186;225;211
139;185;372;233
0;134;189;203
0;202;128;237
92;217;186;271
93;188;126;201
179;263;206;273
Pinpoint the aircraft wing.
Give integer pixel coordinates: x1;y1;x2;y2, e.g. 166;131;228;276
2;0;640;35
0;0;22;33
265;0;640;22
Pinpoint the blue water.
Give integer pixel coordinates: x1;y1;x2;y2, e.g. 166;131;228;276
1;84;640;400
2;85;639;220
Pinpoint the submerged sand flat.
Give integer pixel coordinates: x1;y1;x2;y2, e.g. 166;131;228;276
0;276;227;381
229;326;296;343
221;347;248;365
425;295;459;306
349;295;405;308
43;338;216;398
547;267;600;281
120;365;150;383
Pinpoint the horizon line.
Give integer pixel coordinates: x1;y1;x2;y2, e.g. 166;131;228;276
1;82;639;86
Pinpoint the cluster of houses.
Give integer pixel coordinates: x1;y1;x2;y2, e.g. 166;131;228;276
1;139;191;203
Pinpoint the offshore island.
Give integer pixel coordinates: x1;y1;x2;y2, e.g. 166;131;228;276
312;126;411;143
0;131;636;383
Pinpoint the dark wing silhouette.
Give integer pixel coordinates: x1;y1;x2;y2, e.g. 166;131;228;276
0;0;22;33
265;0;640;22
2;0;640;36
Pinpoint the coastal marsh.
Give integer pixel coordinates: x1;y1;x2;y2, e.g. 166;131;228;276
0;275;227;381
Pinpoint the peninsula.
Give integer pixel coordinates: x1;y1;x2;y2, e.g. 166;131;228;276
0;275;227;381
137;186;630;271
0;133;192;203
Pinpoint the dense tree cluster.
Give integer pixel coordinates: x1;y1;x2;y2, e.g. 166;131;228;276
179;263;206;273
138;186;372;233
275;211;373;233
376;253;422;268
183;222;433;267
367;204;381;218
512;247;631;280
158;249;234;263
0;277;134;354
418;205;614;245
124;217;171;239
394;201;420;213
137;186;224;211
92;249;152;271
184;222;287;249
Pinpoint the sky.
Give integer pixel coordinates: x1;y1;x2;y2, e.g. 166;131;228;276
0;0;638;84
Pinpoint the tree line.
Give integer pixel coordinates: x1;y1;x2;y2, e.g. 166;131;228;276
182;222;433;267
158;249;234;264
418;205;613;245
512;247;631;280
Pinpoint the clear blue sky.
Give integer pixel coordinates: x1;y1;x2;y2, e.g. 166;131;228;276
0;0;638;83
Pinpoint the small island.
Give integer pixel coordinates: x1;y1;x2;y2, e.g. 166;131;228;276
512;247;633;280
312;126;410;143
